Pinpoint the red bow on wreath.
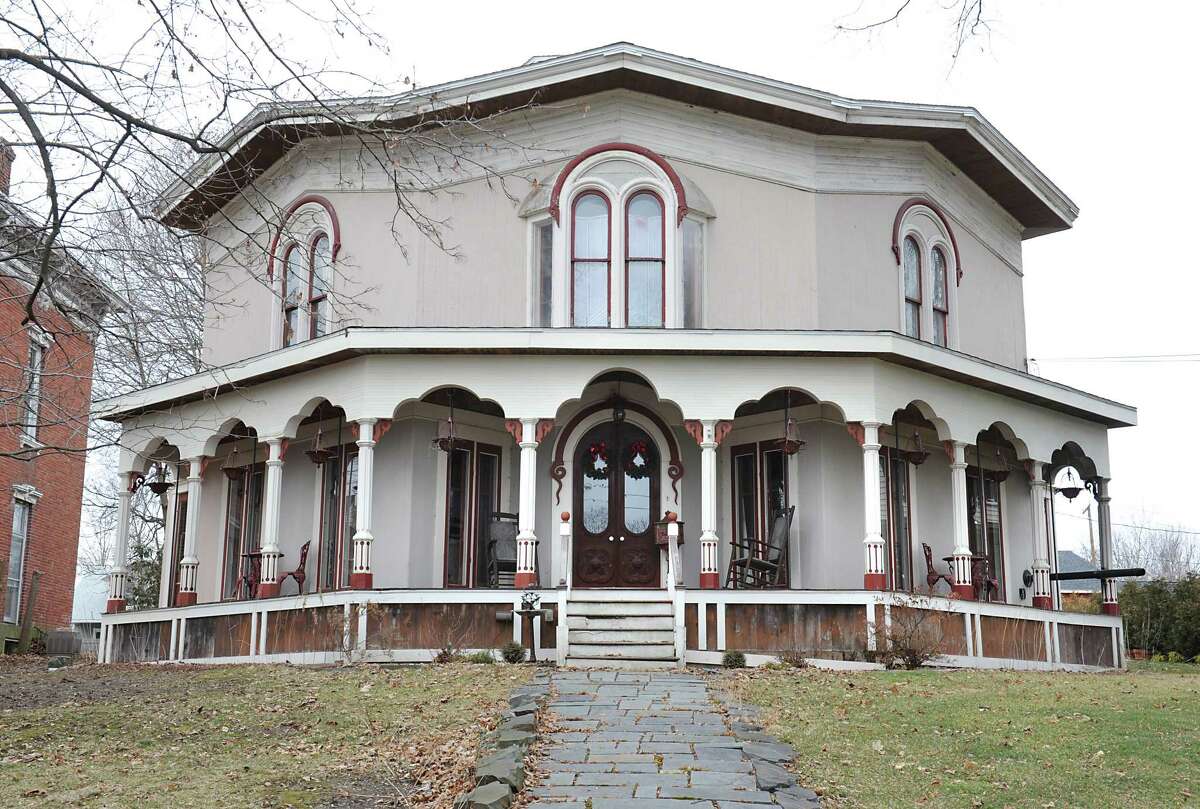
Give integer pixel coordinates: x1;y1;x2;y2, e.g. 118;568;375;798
624;441;652;480
584;441;609;480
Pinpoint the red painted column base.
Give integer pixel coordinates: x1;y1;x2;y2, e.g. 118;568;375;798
699;571;720;589
349;572;373;590
952;583;975;600
258;581;280;598
1032;595;1053;610
513;571;537;588
105;598;126;614
1102;602;1120;616
864;572;886;591
175;591;197;607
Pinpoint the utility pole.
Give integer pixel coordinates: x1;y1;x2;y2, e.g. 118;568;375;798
1086;503;1096;567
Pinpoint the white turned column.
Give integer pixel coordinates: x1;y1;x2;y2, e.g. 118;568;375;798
861;422;887;590
258;438;285;598
176;457;204;606
350;419;376;589
1092;477;1119;615
949;441;974;599
515;418;540;588
107;472;133;612
699;420;721;589
1028;462;1053;609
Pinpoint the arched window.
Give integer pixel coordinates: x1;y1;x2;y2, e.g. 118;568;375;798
625;191;664;328
309;233;332;338
572;192;610;327
282;244;305;346
902;236;922;339
931;246;949;347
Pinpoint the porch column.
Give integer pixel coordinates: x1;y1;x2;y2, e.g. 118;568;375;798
176;457;204;606
106;471;133;613
949;441;974;599
1027;462;1053;609
860;421;886;591
350;419;376;590
514;418;540;588
698;420;721;589
257;438;285;598
1092;477;1118;615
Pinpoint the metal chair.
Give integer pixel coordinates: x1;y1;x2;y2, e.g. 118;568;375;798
486;512;523;587
922;543;953;592
726;506;795;589
280;541;311;594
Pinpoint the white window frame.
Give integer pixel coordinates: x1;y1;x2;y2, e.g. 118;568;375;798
895;205;960;349
270;203;337;351
20;328;50;447
5;485;41;624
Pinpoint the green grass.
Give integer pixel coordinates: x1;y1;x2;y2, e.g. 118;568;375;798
725;665;1199;808
0;661;530;808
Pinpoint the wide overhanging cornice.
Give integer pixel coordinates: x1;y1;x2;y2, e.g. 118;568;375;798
97;327;1135;428
158;42;1077;238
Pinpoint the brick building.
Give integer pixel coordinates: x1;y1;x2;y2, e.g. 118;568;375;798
0;144;118;640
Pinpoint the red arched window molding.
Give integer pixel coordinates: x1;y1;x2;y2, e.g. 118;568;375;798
891;198;962;285
549;143;689;226
931;245;950;347
266;194;342;281
902;236;922;339
281;243;305;346
308;232;333;338
571;192;611;327
625;191;665;328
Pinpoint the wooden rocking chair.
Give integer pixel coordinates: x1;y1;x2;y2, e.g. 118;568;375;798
922;543;952;592
280;541;311;594
486;512;525;587
726;506;795;589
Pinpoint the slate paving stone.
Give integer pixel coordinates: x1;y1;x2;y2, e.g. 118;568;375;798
741;741;797;763
752;761;795;791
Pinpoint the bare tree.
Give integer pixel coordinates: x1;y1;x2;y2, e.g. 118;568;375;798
836;0;993;62
1108;513;1200;582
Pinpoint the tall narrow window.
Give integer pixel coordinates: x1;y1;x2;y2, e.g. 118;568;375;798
341;454;359;586
626;192;664;328
534;220;554;327
902;236;922;339
731;445;758;544
931;246;949;347
21;337;45;443
571;193;610;327
731;440;789;568
282;245;305;346
4;500;31;623
445;444;473;587
879;448;913;591
318;449;343;591
681;218;704;328
168;488;188;600
222;463;265;599
308;234;332;338
967;468;1005;598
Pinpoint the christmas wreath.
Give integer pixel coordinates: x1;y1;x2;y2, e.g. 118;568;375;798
623;440;653;480
583;440;609;480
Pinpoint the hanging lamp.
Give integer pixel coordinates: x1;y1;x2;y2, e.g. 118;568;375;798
781;390;805;455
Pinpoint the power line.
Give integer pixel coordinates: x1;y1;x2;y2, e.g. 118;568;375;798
1054;510;1200;537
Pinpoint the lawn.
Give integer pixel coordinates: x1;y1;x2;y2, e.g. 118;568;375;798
0;658;530;808
724;661;1199;808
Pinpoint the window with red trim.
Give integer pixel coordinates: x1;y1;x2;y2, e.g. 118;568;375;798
931;246;949;347
282;244;305;346
625;191;664;328
281;232;333;345
902;235;922;339
571;193;610;327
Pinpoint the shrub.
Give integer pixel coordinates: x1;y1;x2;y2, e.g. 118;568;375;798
500;641;527;664
723;650;747;668
433;645;460;664
465;651;495;664
871;600;947;670
1122;575;1200;660
779;650;810;669
1166;651;1187;664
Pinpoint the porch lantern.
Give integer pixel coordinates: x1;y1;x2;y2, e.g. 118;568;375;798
895;409;929;466
147;463;174;495
781;391;805;455
1056;467;1083;500
432;391;458;452
305;423;334;465
222;445;243;480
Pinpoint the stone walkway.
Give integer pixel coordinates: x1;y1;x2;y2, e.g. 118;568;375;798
527;671;821;808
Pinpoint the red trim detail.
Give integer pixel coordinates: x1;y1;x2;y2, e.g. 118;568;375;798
105;598;126;614
624;190;666;327
846;422;866;447
514;571;537;588
536;419;555;444
570;191;612;327
942;440;957;463
891;197;963;286
699;571;720;589
864;572;887;591
1032;595;1053;610
175;590;197;607
257;581;280;599
952;583;975;600
682;420;703;446
714;421;734;447
372;418;393;444
549;142;689;226
504;419;523;443
349;571;373;590
1101;601;1120;616
266;194;342;281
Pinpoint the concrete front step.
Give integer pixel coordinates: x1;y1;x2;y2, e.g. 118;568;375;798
567;601;673;617
568;629;675;644
564;657;677;670
567;643;677;659
567;615;674;631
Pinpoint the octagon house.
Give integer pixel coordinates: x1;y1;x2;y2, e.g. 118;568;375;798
97;44;1134;670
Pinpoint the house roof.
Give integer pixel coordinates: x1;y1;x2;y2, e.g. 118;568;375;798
158;43;1077;238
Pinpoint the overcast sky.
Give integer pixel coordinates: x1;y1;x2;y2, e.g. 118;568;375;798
312;0;1194;552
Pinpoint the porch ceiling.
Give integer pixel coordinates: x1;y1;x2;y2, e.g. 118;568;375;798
97;327;1136;429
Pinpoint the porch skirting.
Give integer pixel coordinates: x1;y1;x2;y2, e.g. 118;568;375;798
98;588;1124;672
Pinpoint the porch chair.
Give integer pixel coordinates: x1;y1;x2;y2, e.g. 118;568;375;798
280;541;311;594
922;543;952;593
726;505;795;589
972;557;1000;602
486;512;526;587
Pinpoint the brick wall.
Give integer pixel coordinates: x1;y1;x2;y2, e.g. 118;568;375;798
0;276;95;630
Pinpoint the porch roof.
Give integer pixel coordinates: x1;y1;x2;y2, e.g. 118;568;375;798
97;327;1137;429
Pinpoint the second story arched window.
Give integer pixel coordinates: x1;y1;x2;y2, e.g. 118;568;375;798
572;192;610;327
281;233;333;346
931;246;949;347
309;234;332;338
626;191;664;328
282;244;306;347
902;235;922;339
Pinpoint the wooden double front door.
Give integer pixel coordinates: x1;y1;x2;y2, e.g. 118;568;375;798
573;420;661;588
